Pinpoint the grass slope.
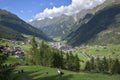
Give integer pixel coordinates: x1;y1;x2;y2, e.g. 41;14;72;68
0;25;25;40
74;45;120;61
10;66;120;80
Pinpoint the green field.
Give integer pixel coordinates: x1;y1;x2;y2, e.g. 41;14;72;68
4;54;120;80
74;45;120;60
6;55;120;80
10;66;120;80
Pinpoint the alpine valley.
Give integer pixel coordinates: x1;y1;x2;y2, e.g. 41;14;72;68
30;0;120;46
0;0;120;80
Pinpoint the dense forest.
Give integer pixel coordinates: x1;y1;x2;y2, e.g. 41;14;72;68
26;37;80;72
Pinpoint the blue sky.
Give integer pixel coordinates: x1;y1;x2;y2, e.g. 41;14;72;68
0;0;71;22
0;0;106;22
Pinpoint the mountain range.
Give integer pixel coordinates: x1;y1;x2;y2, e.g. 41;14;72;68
29;14;77;38
29;9;94;39
30;0;120;46
0;0;120;47
29;0;117;39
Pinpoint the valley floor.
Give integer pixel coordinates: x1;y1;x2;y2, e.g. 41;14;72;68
10;66;120;80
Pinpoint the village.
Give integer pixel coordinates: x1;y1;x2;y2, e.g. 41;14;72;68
0;39;31;60
50;42;73;52
0;39;74;60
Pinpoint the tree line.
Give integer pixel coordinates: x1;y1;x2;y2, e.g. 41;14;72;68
26;37;80;72
84;57;120;74
27;37;120;74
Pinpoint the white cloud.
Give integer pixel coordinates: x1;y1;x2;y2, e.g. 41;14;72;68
29;19;33;22
35;0;106;20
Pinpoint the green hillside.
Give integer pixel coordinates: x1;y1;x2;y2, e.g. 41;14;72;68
0;9;51;41
66;4;120;46
0;25;25;40
10;66;120;80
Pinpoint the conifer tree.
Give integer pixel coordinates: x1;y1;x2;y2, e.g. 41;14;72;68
45;47;53;67
84;61;91;71
111;58;120;74
102;57;109;72
67;52;74;71
65;53;70;69
74;54;80;72
90;57;95;71
65;52;80;72
108;57;113;73
52;49;64;68
96;57;102;72
39;41;49;66
29;37;39;65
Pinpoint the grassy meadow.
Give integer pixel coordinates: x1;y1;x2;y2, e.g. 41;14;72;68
10;66;120;80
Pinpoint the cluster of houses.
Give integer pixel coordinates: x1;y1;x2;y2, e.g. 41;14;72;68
50;42;73;52
1;39;31;45
0;45;25;60
0;39;33;60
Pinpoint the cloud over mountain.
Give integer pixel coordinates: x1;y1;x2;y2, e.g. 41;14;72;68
35;0;106;20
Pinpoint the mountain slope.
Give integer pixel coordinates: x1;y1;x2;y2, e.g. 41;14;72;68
66;4;120;46
30;11;94;39
30;15;76;38
0;9;51;41
30;0;116;39
0;25;25;40
30;0;120;41
67;0;120;33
